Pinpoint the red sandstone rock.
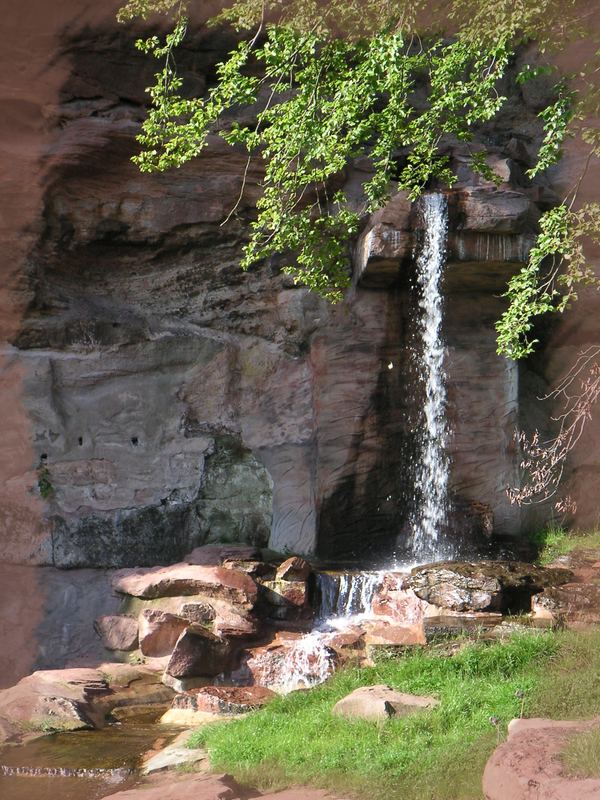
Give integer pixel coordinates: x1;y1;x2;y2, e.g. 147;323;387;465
0;668;110;738
276;556;312;581
112;564;258;609
138;609;189;657
371;575;429;624
363;621;426;646
166;626;231;679
178;600;216;624
213;604;260;639
102;772;348;800
94;614;139;651
332;685;439;722
172;685;276;715
532;583;600;628
482;717;600;800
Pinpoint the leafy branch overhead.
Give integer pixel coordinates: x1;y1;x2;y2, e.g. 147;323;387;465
119;0;598;350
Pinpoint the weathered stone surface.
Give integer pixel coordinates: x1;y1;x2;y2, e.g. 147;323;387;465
166;626;231;679
332;685;439;722
276;556;312;581
363;622;426;647
212;605;260;639
483;717;600;800
371;575;429;624
94;614;139;651
531;583;600;628
261;579;309;609
172;685;276;715
178;601;216;625
408;561;573;613
0;668;110;739
113;564;258;609
138;610;189;657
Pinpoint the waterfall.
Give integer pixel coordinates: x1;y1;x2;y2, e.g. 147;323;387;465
410;192;451;561
316;572;382;622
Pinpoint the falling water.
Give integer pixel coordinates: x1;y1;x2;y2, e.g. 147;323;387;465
316;572;382;622
411;193;451;561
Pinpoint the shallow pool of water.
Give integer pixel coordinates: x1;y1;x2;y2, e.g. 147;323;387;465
0;706;180;800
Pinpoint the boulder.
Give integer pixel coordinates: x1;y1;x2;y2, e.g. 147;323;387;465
172;685;276;715
276;556;312;582
212;605;260;639
165;626;231;679
332;685;439;722
94;615;139;651
113;564;258;609
531;583;600;628
138;609;189;657
407;561;573;613
260;579;309;609
483;717;600;800
222;559;275;578
0;668;110;738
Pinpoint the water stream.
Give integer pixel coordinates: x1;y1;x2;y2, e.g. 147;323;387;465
410;192;452;562
0;706;179;800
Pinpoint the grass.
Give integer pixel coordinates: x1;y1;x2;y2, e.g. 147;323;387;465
188;633;558;800
531;524;600;565
562;726;600;778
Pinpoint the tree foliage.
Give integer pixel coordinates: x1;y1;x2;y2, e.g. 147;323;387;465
118;0;599;350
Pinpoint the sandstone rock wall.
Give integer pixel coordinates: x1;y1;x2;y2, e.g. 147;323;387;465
0;1;598;584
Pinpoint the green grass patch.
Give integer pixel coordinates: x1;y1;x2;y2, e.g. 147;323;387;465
531;525;600;565
189;634;558;800
562;725;600;778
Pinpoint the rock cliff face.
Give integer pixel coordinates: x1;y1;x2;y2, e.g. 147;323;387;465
0;1;570;573
1;7;599;583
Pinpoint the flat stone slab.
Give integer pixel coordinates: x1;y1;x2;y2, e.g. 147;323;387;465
142;730;209;774
483;717;600;800
113;564;258;609
332;684;439;722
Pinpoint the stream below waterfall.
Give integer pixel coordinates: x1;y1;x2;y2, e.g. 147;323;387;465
0;706;180;800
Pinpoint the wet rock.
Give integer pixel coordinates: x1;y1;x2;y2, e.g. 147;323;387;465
142;729;209;775
531;583;600;628
276;556;312;581
138;609;189;658
332;685;439;722
407;561;573;613
113;564;258;609
483;717;600;800
232;632;336;693
260;579;309;608
94;614;139;651
166;626;231;679
371;575;429;624
172;685;276;715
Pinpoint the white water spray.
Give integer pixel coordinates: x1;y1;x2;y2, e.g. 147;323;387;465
411;193;451;560
316;572;381;622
